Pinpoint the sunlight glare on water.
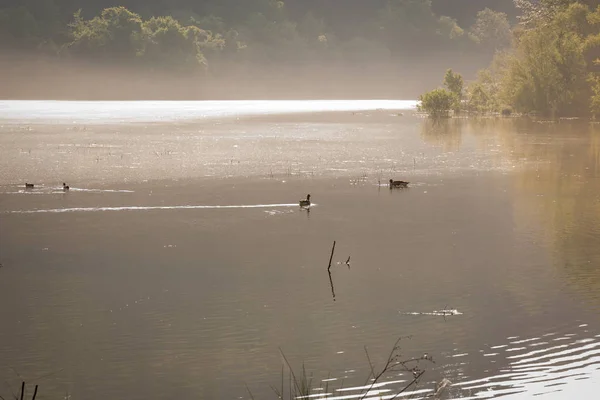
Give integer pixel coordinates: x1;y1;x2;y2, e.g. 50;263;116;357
0;99;417;123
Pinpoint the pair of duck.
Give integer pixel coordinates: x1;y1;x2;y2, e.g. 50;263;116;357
25;183;70;191
298;178;409;207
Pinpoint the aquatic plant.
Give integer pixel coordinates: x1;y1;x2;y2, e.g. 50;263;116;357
248;336;435;399
418;88;457;118
2;381;39;400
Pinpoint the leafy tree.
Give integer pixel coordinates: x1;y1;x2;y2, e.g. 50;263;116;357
583;5;600;71
142;16;209;69
68;7;144;59
438;15;465;40
466;83;491;113
499;4;589;116
470;8;511;50
589;75;600;117
465;66;503;113
443;68;464;111
418;88;456;117
463;1;600;116
443;69;463;96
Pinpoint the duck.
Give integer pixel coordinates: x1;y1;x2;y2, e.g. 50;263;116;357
299;194;311;208
389;179;409;188
62;182;70;191
25;183;34;189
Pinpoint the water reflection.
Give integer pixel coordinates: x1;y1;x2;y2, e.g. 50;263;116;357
419;118;463;152
420;117;600;309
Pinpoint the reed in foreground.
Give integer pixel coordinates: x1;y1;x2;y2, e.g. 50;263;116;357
248;336;436;399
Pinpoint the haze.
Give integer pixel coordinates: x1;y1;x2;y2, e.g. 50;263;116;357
0;0;515;100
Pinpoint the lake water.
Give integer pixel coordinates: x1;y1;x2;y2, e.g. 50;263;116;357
0;100;417;124
0;101;599;400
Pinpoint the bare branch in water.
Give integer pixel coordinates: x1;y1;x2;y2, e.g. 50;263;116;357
271;336;433;400
328;241;336;271
359;336;433;400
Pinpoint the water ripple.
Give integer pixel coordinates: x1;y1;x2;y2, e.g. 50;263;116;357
5;203;305;214
448;326;600;399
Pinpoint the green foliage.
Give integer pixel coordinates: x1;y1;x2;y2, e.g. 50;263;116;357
66;7;219;70
443;69;463;97
438;16;465;40
470;1;600;117
465;67;502;113
443;69;464;111
500;4;589;116
68;7;144;59
589;74;600;117
143;16;207;69
418;88;457;117
466;82;492;113
469;8;511;50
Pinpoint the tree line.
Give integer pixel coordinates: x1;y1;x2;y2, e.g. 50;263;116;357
419;0;600;118
0;0;512;75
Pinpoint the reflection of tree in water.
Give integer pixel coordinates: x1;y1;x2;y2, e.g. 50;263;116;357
419;118;464;152
420;117;518;155
502;120;600;306
419;117;600;307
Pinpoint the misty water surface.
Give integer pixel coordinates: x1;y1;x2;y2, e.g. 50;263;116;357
0;103;599;400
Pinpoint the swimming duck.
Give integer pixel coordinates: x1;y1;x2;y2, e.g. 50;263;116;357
299;194;311;207
389;179;409;188
25;183;34;189
63;182;70;191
